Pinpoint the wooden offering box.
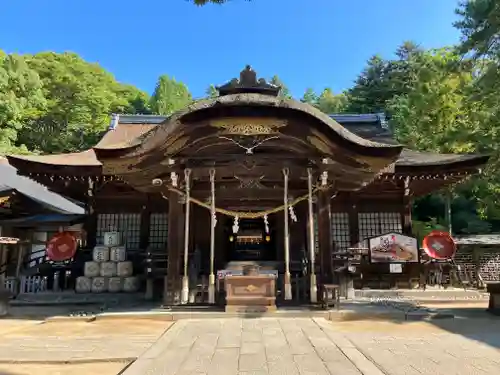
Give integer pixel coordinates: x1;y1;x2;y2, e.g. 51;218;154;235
225;274;276;313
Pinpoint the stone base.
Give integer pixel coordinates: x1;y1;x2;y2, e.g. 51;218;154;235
0;294;10;317
225;304;277;313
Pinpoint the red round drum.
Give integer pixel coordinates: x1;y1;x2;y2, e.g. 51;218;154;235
46;232;77;261
422;230;456;260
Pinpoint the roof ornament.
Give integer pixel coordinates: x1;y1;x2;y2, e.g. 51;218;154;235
109;114;120;130
216;65;281;97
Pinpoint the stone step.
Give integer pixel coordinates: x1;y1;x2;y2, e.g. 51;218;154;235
355;288;488;300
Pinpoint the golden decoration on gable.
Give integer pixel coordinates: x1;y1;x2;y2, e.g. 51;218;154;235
210;117;287;136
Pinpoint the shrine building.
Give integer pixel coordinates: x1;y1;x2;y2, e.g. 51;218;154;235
5;66;489;305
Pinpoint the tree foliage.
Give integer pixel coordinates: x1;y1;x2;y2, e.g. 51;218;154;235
150;75;192;116
2;2;500;234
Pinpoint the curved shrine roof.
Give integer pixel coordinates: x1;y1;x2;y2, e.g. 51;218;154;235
6;112;488;171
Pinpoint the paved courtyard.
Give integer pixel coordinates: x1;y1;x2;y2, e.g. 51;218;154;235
0;315;499;375
123;317;500;375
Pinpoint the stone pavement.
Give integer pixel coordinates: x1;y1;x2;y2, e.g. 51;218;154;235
124;317;500;375
0;319;172;363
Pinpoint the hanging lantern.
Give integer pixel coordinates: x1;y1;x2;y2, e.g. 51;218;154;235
232;216;239;234
263;214;269;234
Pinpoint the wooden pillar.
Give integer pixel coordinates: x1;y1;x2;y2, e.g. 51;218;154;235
208;169;216;304
307;168;317;303
317;190;333;284
444;190;452;235
181;169;192;304
402;177;413;236
84;178;97;249
140;195;153;299
163;190;184;306
139;195;151;250
348;194;359;246
283;168;292;300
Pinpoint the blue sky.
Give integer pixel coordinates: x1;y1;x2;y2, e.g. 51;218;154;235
1;0;462;99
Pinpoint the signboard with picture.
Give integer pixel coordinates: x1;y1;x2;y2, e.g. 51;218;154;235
369;232;419;263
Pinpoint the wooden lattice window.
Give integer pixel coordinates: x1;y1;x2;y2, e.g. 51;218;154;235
149;213;168;250
331;212;350;251
96;213;141;249
358;212;402;243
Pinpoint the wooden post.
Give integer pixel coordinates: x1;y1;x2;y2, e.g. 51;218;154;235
307;168;317;303
402;177;412;235
84;178;97;249
283;168;292;300
445;190;452;235
181;169;192;305
164;191;184;306
317;190;333;285
208;169;216;304
141;195;153;300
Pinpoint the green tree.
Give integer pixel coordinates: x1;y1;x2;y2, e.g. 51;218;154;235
269;75;292;99
0;54;46;155
316;89;348;114
300;88;317;104
150;75;193;116
206;84;219;98
17;52;150;154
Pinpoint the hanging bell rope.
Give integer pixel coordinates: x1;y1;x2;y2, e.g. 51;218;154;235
161;184;331;219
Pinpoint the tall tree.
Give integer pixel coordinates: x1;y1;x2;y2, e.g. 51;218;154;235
0;54;46;155
269;75;292;99
316;89;348;114
17;52;150;154
150;75;192;116
206;84;219;98
300;88;317;104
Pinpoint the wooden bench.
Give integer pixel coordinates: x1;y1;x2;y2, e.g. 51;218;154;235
321;284;340;310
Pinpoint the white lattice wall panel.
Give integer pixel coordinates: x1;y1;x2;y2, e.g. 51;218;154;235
331;212;350;251
97;213;141;249
358;212;402;243
149;213;168;250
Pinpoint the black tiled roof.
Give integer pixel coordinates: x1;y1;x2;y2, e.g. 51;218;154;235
0;165;85;215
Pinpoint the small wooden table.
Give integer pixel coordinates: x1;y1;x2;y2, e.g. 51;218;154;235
321;284;340;310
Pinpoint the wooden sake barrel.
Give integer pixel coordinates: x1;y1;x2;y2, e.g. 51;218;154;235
110;246;126;262
103;232;121;247
116;261;133;277
100;262;117;277
123;276;139;292
75;276;92;293
91;277;108;293
93;246;110;262
83;261;100;278
108;277;123;293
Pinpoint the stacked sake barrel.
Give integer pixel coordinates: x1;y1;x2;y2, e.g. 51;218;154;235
76;231;139;293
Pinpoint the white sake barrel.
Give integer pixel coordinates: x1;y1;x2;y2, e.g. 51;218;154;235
84;261;100;277
75;276;91;293
123;276;139;292
103;232;121;247
100;262;117;277
93;246;110;262
110;246;126;262
108;277;123;293
91;277;108;293
116;261;133;277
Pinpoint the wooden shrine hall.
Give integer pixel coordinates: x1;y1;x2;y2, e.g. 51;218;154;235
5;66;489;307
